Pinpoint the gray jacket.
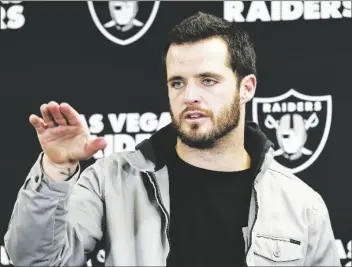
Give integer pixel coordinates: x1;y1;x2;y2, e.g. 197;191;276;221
4;122;341;266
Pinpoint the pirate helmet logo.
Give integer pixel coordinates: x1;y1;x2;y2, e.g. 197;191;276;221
88;1;160;46
252;89;332;173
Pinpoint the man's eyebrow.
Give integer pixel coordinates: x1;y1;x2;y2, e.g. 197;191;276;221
196;72;223;79
167;76;184;83
167;72;223;83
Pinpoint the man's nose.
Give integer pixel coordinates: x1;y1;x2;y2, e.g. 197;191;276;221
184;84;201;105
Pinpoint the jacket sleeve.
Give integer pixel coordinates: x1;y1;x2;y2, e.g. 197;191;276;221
4;153;106;266
305;191;341;266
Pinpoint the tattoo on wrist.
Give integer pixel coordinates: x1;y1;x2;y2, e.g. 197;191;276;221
60;168;73;177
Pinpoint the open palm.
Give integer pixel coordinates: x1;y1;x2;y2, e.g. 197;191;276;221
29;101;107;165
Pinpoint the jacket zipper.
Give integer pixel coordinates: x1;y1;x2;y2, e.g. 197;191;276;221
256;234;301;245
145;171;171;263
244;184;259;267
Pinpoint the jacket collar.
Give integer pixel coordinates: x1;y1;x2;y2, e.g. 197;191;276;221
134;122;274;174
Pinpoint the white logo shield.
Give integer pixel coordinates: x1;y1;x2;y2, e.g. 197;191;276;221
252;89;332;173
88;1;160;46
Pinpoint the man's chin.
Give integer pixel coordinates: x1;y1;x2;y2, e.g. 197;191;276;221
172;120;217;148
180;125;209;137
177;128;217;149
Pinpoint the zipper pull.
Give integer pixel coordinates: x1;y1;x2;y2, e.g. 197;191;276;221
290;239;301;245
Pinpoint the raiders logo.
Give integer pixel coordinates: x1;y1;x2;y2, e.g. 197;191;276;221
252;89;332;173
87;1;160;46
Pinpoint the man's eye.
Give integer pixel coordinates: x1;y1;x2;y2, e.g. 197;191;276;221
203;79;217;86
171;81;184;89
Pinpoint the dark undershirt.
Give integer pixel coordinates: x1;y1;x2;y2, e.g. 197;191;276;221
166;149;254;267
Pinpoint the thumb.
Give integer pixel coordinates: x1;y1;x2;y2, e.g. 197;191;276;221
85;136;107;157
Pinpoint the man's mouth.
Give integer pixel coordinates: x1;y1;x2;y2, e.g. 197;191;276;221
184;111;208;120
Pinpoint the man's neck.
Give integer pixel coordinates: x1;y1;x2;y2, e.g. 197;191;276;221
175;127;251;172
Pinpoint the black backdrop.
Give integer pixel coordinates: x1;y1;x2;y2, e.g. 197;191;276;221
0;1;351;266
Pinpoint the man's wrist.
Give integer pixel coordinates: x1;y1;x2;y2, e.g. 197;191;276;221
41;154;79;182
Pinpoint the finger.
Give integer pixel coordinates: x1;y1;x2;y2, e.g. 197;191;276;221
29;114;48;134
59;102;81;126
47;101;67;126
40;103;57;128
85;137;107;157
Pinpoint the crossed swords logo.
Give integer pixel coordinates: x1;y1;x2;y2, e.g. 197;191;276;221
103;1;144;32
265;112;319;160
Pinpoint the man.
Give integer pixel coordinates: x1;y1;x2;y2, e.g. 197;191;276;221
4;12;340;266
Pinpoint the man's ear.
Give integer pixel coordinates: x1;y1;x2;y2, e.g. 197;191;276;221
239;74;257;104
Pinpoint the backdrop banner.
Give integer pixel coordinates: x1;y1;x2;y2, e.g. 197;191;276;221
1;1;351;266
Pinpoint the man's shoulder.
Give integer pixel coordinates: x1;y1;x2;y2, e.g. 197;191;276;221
88;148;156;179
91;150;138;170
265;159;321;202
267;160;332;227
75;150;142;193
261;160;331;226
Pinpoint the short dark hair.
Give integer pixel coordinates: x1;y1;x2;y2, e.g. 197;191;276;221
163;12;257;80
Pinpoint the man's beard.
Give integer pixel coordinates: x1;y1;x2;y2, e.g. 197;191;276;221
171;93;241;149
